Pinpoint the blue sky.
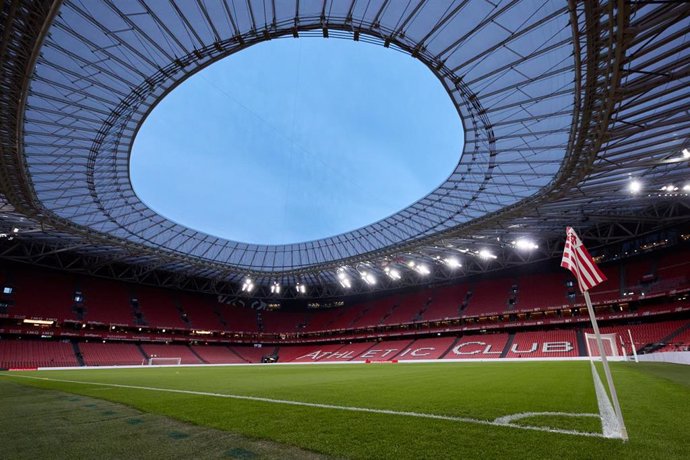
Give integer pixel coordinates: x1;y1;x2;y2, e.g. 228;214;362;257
130;37;462;245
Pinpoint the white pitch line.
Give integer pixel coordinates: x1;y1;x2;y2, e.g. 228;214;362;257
590;361;625;439
2;374;605;438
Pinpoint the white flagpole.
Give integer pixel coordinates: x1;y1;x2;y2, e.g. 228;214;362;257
583;290;628;440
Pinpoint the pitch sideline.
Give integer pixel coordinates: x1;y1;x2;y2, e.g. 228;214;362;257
2;373;611;439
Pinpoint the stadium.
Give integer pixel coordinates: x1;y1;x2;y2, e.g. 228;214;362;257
1;0;689;458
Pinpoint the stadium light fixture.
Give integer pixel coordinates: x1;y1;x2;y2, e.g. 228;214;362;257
270;282;281;294
360;272;376;285
384;267;402;280
337;270;352;288
513;239;538;251
444;257;462;269
406;260;416;268
628;180;642;194
296;283;307;294
478;249;497;260
683;148;690;159
683;184;690;192
416;264;431;276
241;278;254;292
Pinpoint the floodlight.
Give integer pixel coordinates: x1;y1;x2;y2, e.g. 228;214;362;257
478;249;497;260
386;268;402;280
296;283;306;294
683;148;690;159
683;184;690;192
416;264;430;275
270;282;281;294
360;272;376;285
513;239;538;251
628;180;642;194
241;278;254;292
444;257;462;269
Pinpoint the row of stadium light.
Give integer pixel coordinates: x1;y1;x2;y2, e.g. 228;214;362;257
628;148;690;195
629;180;690;195
240;238;539;295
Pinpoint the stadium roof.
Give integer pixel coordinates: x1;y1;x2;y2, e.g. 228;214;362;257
1;0;689;298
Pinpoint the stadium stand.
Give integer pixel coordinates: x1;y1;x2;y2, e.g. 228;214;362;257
191;345;248;364
178;294;224;331
505;330;579;358
423;285;467;321
516;273;568;310
140;344;201;365
350;299;396;328
464;278;515;316
11;269;76;321
136;288;188;330
396;337;457;360
0;339;78;368
81;278;134;325
443;334;510;359
229;346;272;363
217;305;258;332
79;342;145;366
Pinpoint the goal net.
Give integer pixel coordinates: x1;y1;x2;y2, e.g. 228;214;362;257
584;333;620;358
144;357;181;366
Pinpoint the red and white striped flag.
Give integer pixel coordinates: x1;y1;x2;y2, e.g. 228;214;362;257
560;227;607;292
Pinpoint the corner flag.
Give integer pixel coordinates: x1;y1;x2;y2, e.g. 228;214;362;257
560;226;607;292
560;226;628;440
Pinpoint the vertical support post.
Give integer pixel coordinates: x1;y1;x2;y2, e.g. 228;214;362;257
583;290;628;440
627;329;639;363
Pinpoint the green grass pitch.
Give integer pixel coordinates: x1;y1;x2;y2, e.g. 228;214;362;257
1;361;688;459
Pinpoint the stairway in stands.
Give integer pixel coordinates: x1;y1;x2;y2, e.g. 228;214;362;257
645;321;690;353
71;341;85;366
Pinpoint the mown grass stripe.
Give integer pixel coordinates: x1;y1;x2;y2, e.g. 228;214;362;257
3;373;605;439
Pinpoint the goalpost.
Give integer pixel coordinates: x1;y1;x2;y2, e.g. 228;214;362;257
584;333;621;358
143;357;182;366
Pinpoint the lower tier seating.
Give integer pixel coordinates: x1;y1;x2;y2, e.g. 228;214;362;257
79;342;144;366
0;339;78;368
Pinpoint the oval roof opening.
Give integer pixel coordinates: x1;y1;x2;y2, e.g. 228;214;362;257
131;38;462;245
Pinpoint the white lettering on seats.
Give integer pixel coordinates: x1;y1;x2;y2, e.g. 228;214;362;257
542;342;574;353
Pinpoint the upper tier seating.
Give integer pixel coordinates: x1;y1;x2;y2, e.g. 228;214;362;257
350;299;396;328
423;285;467;321
217;305;259;332
136;287;187;329
464;278;515;316
11;269;76;321
516;272;568;310
178;294;224;331
383;292;429;325
81;278;134;325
